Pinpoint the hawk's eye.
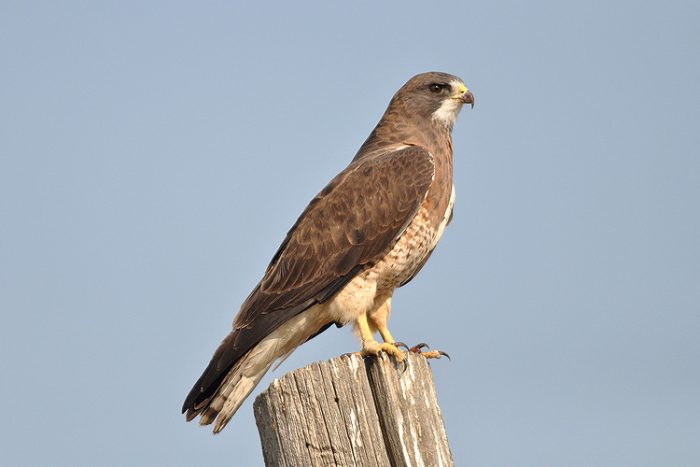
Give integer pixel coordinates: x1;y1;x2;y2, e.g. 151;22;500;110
429;83;446;93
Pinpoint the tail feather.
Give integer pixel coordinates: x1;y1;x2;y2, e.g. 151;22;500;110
197;337;280;432
183;303;330;432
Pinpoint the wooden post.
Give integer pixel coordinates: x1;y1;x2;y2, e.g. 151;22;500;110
254;352;454;467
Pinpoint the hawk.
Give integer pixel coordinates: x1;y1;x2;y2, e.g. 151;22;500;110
183;72;474;433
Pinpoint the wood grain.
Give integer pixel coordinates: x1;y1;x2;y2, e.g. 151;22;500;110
254;353;453;467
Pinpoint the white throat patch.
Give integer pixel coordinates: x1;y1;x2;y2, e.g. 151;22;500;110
431;79;465;127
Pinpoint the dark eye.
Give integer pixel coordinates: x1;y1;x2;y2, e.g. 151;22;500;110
429;83;446;93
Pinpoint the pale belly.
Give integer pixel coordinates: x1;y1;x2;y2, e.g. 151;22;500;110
326;185;455;325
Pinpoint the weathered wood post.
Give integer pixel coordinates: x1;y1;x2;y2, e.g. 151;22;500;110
254;352;454;467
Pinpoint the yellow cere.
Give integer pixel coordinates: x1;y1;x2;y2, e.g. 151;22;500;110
457;83;469;94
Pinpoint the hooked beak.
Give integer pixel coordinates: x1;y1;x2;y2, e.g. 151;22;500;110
460;90;475;109
453;83;475;109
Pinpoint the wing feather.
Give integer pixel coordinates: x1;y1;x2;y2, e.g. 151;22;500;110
183;146;434;411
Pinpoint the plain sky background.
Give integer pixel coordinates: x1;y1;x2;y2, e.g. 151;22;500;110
1;1;698;466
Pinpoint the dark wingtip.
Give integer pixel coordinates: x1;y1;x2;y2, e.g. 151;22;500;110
182;381;205;415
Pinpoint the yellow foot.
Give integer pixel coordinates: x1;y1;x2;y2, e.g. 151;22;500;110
361;341;406;361
420;350;446;359
409;343;450;360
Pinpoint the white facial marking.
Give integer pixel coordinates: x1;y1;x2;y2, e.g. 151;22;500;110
431;79;465;127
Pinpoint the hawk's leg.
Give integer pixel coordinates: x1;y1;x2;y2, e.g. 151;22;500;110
356;312;405;361
367;296;399;345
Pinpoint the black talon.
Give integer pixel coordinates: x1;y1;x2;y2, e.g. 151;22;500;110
438;350;451;360
409;343;430;353
392;341;409;350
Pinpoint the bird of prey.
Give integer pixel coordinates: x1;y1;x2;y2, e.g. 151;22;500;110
183;71;474;433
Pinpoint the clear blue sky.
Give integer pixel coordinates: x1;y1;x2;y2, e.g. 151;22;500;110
1;1;698;466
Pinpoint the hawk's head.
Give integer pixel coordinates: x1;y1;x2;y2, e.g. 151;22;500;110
389;72;474;128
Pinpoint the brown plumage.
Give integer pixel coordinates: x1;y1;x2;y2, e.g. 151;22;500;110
183;72;474;433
